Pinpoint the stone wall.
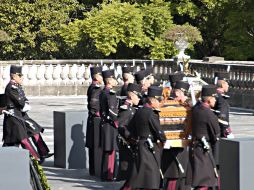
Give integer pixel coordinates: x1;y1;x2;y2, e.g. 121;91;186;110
1;59;254;108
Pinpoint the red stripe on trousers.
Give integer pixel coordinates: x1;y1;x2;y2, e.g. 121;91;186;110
107;150;115;180
199;187;208;190
167;179;177;190
122;185;132;190
21;138;39;160
218;176;221;190
33;134;48;156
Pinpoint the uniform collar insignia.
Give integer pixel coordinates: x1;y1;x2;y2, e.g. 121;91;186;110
210;109;220;113
120;104;128;110
11;84;18;89
222;94;230;98
110;89;116;94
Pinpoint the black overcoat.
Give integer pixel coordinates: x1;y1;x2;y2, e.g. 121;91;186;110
3;81;43;144
214;92;230;136
85;82;102;148
117;103;136;181
162;147;189;178
120;84;128;97
128;105;166;189
187;103;220;187
99;87;119;151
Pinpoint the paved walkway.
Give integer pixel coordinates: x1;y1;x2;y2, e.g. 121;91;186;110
0;96;254;190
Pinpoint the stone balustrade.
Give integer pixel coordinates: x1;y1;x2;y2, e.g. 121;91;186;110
0;59;254;108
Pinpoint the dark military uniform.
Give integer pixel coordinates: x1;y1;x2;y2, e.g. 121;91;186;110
100;69;119;181
162;81;191;190
3;81;30;144
117;102;136;181
120;66;134;97
214;91;230;138
100;87;119;150
86;80;102;176
162;147;190;190
213;72;231;138
128;86;166;190
128;105;166;189
117;83;142;190
120;83;128;97
134;70;149;106
187;86;220;189
3;80;50;159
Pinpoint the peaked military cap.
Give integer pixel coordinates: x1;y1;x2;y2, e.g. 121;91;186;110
148;86;163;98
145;67;153;77
90;66;102;76
175;81;190;92
127;83;142;96
122;66;134;74
0;94;6;107
214;72;230;81
10;65;22;75
134;70;147;82
168;72;184;83
201;85;217;97
102;69;115;79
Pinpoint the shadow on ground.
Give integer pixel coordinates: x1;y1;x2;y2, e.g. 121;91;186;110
42;160;123;190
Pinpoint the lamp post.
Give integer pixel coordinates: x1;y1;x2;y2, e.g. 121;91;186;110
174;33;190;75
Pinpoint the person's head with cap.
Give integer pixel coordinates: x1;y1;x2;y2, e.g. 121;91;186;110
214;72;230;93
127;83;142;106
90;66;103;84
147;86;163;110
145;67;155;85
168;72;184;88
134;70;150;91
102;69;117;88
10;65;23;85
173;81;190;102
201;85;217;107
122;66;134;84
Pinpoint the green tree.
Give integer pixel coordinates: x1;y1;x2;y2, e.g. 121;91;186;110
61;0;175;59
0;0;81;60
166;0;229;59
222;0;254;60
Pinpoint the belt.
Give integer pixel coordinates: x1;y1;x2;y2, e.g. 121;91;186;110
192;139;211;148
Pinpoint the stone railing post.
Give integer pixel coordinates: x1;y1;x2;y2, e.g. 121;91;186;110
0;59;253;109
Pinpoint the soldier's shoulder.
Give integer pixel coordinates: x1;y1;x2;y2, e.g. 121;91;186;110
138;106;153;115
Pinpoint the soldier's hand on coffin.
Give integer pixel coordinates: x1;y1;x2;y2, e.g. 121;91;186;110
227;133;234;139
157;141;165;148
163;140;171;149
223;127;234;138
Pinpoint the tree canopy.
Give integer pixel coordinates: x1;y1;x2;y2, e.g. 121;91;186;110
0;0;81;59
0;0;252;60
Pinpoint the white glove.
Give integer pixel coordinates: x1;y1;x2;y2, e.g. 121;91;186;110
227;133;235;139
164;140;171;149
21;103;31;112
